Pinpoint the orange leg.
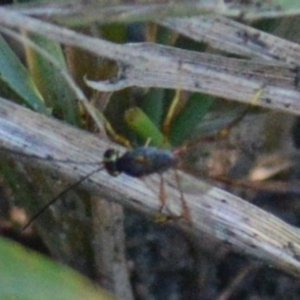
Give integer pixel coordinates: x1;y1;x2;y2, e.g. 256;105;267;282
158;175;166;212
157;171;191;222
174;170;191;221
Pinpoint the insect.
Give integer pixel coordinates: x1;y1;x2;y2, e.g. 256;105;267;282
103;145;192;220
103;147;177;177
21;145;186;229
20;106;247;231
13;88;261;231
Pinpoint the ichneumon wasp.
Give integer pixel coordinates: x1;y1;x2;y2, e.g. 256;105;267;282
19;98;251;230
0;86;263;231
2;87;300;286
103;147;177;177
20;145;180;229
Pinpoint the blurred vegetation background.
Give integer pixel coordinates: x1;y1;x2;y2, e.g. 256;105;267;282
0;0;300;300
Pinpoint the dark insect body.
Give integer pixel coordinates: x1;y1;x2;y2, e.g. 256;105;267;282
22;107;248;229
103;147;178;177
102;145;190;220
22;145;183;229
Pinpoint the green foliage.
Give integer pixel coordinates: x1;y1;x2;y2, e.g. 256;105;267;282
0;236;114;300
125;107;170;148
169;93;214;146
25;33;82;125
0;35;48;114
124;91;215;148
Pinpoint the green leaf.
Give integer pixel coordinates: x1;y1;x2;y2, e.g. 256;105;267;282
139;88;165;127
169;93;214;146
124;107;170;148
0;236;114;300
271;0;300;10
25;33;81;125
0;34;48;114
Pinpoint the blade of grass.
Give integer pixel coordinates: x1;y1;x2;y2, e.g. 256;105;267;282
169;93;214;146
0;34;48;114
0;236;114;300
24;32;81;125
124;107;170;148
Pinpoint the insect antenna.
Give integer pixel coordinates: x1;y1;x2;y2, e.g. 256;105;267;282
173;106;251;158
0;147;99;165
22;165;104;230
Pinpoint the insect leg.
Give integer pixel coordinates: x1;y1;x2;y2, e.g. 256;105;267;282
174;170;191;220
174;88;264;157
158;175;166;212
